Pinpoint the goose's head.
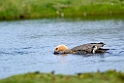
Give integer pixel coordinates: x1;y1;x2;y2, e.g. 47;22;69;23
54;44;68;54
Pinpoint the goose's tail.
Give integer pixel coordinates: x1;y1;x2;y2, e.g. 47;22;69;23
96;48;109;53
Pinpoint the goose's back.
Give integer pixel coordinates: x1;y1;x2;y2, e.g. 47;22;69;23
71;42;105;53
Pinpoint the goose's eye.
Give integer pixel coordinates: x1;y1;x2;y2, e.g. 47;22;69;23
55;48;58;50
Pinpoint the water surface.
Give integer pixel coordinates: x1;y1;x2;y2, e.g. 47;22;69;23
0;18;124;79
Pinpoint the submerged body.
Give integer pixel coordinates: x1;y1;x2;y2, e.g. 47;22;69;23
54;42;109;54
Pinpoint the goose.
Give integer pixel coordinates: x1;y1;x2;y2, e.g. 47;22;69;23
54;42;109;54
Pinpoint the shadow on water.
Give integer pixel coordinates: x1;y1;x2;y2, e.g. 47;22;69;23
0;18;124;79
54;52;107;57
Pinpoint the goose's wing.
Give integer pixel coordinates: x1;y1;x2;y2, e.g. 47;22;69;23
71;42;105;53
89;42;105;49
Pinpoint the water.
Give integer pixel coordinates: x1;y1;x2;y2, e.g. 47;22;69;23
0;18;124;79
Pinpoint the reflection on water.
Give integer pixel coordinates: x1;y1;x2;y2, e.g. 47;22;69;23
0;18;124;79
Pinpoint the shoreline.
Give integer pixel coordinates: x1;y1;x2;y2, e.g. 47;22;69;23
0;0;124;20
0;70;124;83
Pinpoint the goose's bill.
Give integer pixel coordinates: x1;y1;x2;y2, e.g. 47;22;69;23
54;51;63;54
54;51;59;54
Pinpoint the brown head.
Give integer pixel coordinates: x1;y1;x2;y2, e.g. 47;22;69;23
54;44;68;54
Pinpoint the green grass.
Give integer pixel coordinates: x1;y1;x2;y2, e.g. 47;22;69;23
0;70;124;83
0;0;124;20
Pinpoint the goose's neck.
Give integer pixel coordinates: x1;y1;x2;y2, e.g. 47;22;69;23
63;49;73;54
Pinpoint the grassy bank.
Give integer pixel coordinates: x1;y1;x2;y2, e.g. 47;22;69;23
0;0;124;20
0;70;124;83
